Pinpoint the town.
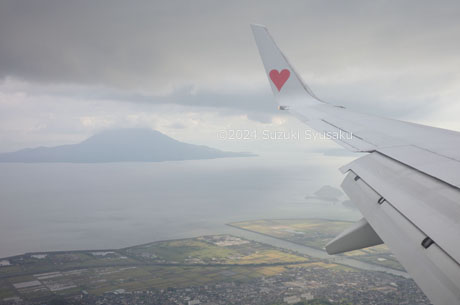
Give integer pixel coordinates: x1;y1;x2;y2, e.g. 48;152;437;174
0;234;429;305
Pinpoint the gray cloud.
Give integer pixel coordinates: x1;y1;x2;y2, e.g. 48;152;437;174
2;1;460;89
1;0;460;150
168;122;186;129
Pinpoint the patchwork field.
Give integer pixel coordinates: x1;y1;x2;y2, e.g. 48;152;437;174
0;235;331;302
126;235;308;265
229;219;404;271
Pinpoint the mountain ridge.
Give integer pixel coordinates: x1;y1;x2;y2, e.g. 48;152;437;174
0;129;255;163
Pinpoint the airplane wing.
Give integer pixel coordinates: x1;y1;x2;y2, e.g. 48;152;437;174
251;24;460;305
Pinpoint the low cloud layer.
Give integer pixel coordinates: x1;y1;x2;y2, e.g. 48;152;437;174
2;1;460;90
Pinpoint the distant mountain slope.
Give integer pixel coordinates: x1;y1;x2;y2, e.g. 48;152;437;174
0;129;255;163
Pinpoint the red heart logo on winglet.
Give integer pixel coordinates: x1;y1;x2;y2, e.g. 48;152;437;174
269;69;290;91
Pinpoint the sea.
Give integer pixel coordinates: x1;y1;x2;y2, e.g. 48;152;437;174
0;154;360;258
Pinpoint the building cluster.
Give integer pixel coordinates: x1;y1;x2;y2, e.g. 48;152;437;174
3;265;430;305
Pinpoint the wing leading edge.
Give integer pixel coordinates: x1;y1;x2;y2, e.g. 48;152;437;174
251;24;460;305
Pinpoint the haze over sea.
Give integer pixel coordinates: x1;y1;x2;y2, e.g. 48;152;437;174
0;155;359;258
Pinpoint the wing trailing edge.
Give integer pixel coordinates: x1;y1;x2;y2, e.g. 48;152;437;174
341;158;460;305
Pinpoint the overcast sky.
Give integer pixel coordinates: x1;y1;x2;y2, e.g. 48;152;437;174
1;0;460;153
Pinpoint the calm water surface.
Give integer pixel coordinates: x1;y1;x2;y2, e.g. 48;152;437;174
0;156;359;258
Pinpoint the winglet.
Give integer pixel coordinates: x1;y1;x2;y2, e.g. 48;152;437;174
251;24;322;106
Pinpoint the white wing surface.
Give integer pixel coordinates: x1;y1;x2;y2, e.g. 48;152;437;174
251;24;460;305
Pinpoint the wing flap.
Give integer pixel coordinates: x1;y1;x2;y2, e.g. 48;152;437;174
342;169;460;305
341;152;460;267
325;218;383;254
